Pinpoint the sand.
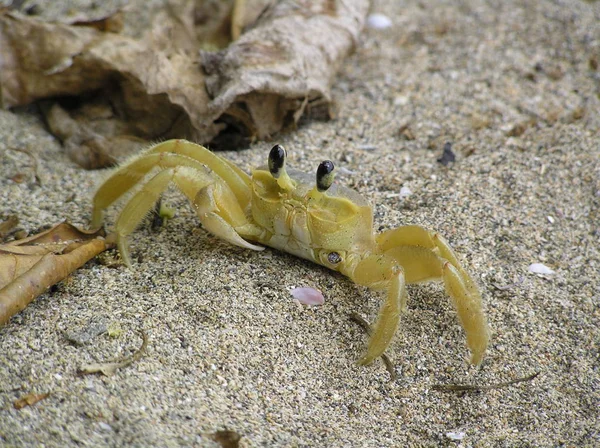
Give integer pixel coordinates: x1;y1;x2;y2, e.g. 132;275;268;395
1;0;599;446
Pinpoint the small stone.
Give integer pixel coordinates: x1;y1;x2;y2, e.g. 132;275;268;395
528;263;555;275
446;431;465;441
290;287;325;306
367;13;392;30
400;186;412;198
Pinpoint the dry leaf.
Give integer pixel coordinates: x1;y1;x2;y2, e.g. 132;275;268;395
210;429;243;448
0;0;370;168
13;392;51;410
79;330;148;376
0;222;111;325
0;215;19;239
202;0;370;140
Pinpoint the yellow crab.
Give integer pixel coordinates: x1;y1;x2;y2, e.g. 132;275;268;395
91;139;490;366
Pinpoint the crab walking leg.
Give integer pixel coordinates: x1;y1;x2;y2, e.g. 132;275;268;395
442;262;489;365
358;267;406;366
346;255;407;365
112;166;262;267
377;225;480;296
359;270;406;366
113;168;191;267
92;153;212;227
384;245;489;364
92;140;252;227
145;140;252;207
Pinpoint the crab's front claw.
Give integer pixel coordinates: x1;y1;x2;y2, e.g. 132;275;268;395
194;182;264;251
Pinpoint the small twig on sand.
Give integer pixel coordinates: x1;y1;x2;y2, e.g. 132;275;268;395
432;371;540;392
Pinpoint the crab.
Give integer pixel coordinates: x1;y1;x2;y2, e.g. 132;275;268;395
91;139;490;366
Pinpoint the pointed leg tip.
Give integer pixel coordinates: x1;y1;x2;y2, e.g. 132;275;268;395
90;214;102;230
470;351;484;366
357;355;374;366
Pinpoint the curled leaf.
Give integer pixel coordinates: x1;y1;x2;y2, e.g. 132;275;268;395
0;215;19;239
0;222;111;325
0;1;370;168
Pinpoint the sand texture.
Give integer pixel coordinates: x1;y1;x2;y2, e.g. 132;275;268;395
1;0;599;446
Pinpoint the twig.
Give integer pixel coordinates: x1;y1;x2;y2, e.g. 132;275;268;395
432;371;540;392
350;312;397;381
78;330;148;376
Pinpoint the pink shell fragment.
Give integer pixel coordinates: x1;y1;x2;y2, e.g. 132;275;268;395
290;287;325;306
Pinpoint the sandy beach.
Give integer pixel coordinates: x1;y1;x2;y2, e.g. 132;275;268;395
1;0;599;446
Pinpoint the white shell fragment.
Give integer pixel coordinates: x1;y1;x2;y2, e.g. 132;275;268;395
290;287;325;306
400;186;412;198
446;431;466;441
528;263;555;275
366;13;392;30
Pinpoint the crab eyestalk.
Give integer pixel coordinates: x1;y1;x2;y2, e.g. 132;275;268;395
269;144;294;191
316;160;335;192
309;160;335;200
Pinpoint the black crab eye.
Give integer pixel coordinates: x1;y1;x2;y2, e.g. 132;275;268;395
327;252;342;264
316;160;335;192
269;144;286;178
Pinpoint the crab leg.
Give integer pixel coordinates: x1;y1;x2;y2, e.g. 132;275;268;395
358;266;406;366
377;225;478;293
112;166;261;267
92;153;210;227
92;140;251;228
347;254;407;365
377;225;489;364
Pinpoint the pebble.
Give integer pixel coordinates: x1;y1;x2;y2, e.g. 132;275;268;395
528;263;555;275
366;13;392;30
290;287;325;306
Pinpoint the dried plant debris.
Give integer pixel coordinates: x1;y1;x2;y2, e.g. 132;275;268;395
13;392;51;410
0;215;19;240
432;371;540;393
0;0;370;168
210;429;243;448
202;0;370;140
78;330;148;376
0;222;110;325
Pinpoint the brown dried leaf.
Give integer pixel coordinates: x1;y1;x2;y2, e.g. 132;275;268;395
0;0;369;167
0;222;110;325
210;429;243;448
202;0;370;139
13;392;50;410
0;215;19;239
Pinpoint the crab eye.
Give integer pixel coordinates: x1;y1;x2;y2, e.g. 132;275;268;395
316;160;335;192
328;252;342;264
269;144;286;178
